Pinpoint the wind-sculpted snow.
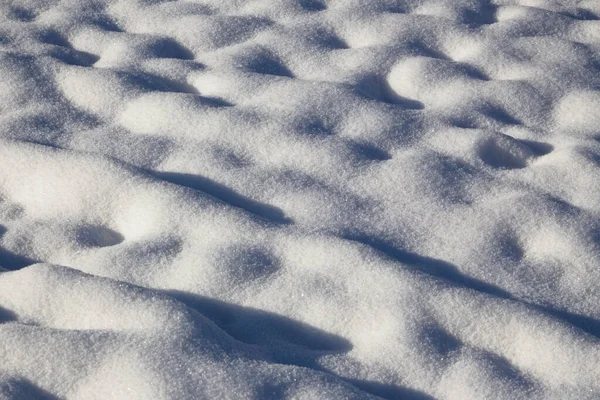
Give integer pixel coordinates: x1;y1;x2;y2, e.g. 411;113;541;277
0;0;599;399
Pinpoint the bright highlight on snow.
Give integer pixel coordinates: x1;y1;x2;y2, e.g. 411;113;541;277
0;0;599;399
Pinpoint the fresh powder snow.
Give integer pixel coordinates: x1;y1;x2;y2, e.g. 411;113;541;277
0;0;599;399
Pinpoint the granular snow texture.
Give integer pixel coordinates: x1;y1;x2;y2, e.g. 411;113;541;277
0;0;600;399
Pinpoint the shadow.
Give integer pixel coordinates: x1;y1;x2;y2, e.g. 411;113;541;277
17;139;63;150
92;16;124;32
38;30;70;47
301;28;349;50
0;378;61;400
482;106;522;126
406;41;448;60
254;383;288;400
9;7;35;22
75;225;124;248
356;76;425;110
349;142;392;162
295;118;333;136
162;290;442;399
495;233;525;263
457;62;490;81
563;9;599;20
381;89;425;110
39;30;100;67
386;5;407;14
121;71;200;95
470;350;535;392
314;30;349;49
0;248;38;271
449;116;479;129
343;234;512;299
163;290;351;353
219;246;281;283
0;305;17;323
480;137;552;169
347;379;437;400
480;137;553;170
49;47;100;67
534;305;600;340
245;51;295;78
420;323;462;356
149;170;292;224
579;149;600;169
479;138;528;169
344;231;600;341
120;71;234;107
300;0;327;12
591;59;600;75
461;2;498;25
520;140;553;157
197;96;235;107
0;226;38;271
149;38;195;60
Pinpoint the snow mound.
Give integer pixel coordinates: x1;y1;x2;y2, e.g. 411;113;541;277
1;0;600;398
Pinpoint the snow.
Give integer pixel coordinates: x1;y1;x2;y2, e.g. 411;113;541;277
0;0;600;398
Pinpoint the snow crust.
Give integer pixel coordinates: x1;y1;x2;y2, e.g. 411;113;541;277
0;0;600;398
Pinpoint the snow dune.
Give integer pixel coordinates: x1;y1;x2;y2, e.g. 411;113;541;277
0;0;600;398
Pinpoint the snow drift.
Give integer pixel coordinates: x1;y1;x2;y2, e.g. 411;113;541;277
0;0;599;398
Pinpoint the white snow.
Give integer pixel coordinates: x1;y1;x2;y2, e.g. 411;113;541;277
0;0;600;399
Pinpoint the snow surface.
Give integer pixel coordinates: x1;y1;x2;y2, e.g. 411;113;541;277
0;0;600;399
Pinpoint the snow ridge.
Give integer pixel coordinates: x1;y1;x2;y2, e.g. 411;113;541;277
0;0;599;398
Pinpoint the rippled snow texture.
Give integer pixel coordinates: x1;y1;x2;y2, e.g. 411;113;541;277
1;0;600;399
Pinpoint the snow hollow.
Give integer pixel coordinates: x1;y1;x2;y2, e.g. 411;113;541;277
0;0;600;399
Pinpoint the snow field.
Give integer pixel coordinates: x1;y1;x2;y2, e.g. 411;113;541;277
0;0;599;398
